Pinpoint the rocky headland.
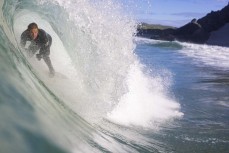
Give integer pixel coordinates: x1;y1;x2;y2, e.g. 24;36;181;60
137;3;229;47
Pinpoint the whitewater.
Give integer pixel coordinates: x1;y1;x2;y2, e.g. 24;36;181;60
1;0;228;153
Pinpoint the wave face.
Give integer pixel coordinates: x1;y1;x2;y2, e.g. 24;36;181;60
0;0;183;152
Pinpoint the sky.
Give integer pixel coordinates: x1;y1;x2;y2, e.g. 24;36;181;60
116;0;229;27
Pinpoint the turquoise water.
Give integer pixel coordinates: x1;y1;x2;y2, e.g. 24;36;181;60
0;0;228;153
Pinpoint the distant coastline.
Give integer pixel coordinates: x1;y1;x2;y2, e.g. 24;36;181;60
136;23;177;41
137;3;229;47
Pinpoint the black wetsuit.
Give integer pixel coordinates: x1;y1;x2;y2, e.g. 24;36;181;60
20;29;55;74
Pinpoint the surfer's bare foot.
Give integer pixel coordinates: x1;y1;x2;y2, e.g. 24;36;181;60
49;70;55;77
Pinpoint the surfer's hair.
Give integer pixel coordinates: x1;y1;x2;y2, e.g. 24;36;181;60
28;22;38;30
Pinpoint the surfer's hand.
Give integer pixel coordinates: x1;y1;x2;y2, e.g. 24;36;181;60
42;41;49;48
36;53;42;61
45;41;49;47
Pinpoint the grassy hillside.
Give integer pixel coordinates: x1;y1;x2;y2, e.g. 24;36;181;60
137;22;177;30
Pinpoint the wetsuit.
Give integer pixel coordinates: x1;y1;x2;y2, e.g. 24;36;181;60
20;29;55;74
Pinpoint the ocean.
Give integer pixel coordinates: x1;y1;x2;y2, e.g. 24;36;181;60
0;0;228;153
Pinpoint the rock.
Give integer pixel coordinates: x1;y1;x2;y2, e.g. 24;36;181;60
174;20;209;43
206;23;229;47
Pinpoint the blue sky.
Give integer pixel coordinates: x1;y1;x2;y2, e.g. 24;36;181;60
116;0;229;27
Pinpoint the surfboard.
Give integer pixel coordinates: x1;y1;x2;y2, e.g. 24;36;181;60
51;72;68;79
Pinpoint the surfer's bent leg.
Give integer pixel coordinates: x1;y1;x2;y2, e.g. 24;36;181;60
39;41;55;75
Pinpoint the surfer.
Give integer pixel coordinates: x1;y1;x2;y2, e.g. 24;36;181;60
20;22;55;76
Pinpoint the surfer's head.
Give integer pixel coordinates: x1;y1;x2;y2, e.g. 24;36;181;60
28;22;38;40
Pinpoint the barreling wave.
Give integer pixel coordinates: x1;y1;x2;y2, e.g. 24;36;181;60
0;0;183;152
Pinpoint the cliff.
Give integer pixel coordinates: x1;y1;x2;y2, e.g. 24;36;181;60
137;3;229;47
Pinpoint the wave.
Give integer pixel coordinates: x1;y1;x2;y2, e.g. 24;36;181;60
134;37;183;50
0;0;183;152
136;37;229;71
180;42;229;70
